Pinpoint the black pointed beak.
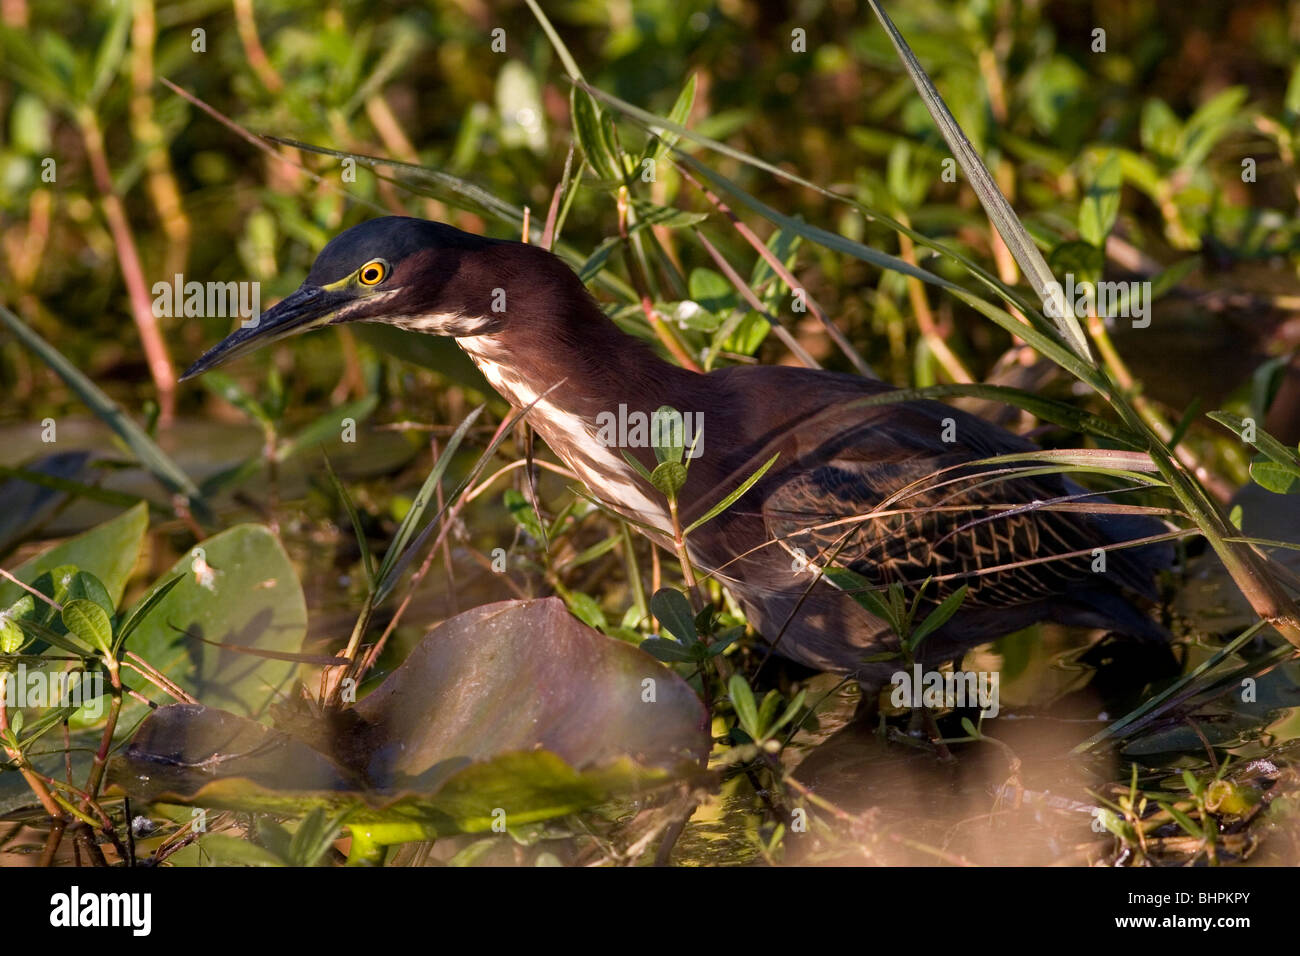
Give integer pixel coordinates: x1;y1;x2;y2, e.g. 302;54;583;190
180;285;346;381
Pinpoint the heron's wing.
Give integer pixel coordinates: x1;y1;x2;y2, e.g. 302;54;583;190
754;402;1156;608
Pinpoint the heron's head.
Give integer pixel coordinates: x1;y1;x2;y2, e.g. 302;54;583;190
181;216;535;379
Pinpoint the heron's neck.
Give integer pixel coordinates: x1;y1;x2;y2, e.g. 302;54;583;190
454;297;701;531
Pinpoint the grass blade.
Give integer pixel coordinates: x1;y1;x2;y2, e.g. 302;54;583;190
0;305;206;518
864;0;1093;362
374;406;483;600
685;453;780;535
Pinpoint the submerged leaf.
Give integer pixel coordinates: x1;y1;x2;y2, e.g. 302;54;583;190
109;598;708;842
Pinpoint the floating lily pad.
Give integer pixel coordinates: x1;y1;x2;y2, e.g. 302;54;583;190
108;598;708;852
120;523;307;718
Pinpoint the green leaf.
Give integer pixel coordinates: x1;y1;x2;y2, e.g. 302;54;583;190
1048;240;1105;288
630;199;708;230
185;833;286;867
569;86;622;182
112;575;183;657
62;599;112;657
523;0;584;82
286;807;348;867
1157;801;1204;840
639;636;697;663
620;450;655;483
0;503;147;610
650;588;697;644
1249;459;1300;495
650;461;688;500
504;488;544;541
646;73;697;161
652;406;686;465
276;395;379;462
66;571;114;619
706;626;745;657
1208;411;1300;472
119;525;307;720
201;372;275;431
907;585;969;651
565;591;607;630
556;534;620;571
728;674;759;739
684;453;778;534
86;2;131;106
769;690;807;736
1140;99;1182;160
821;565;899;633
0;616;24;654
1078;150;1122;247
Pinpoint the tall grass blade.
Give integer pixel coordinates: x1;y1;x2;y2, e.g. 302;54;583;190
864;0;1093;362
0;305;206;518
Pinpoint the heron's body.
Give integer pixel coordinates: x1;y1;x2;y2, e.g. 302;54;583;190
184;217;1170;689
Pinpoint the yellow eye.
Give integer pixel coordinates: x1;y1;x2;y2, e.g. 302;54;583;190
358;259;387;286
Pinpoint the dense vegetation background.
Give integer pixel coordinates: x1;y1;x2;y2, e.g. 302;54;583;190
2;0;1300;866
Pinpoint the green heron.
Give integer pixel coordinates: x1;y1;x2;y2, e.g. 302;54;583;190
182;216;1170;692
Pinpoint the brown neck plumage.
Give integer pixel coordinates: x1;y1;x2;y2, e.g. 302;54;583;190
452;243;700;424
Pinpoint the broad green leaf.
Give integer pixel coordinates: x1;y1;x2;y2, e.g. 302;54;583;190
120;524;307;719
640;636;697;663
650;587;696;644
1249;459;1300;495
61;599;112;657
66;571;114;619
650;461;688;500
0;502;147;610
